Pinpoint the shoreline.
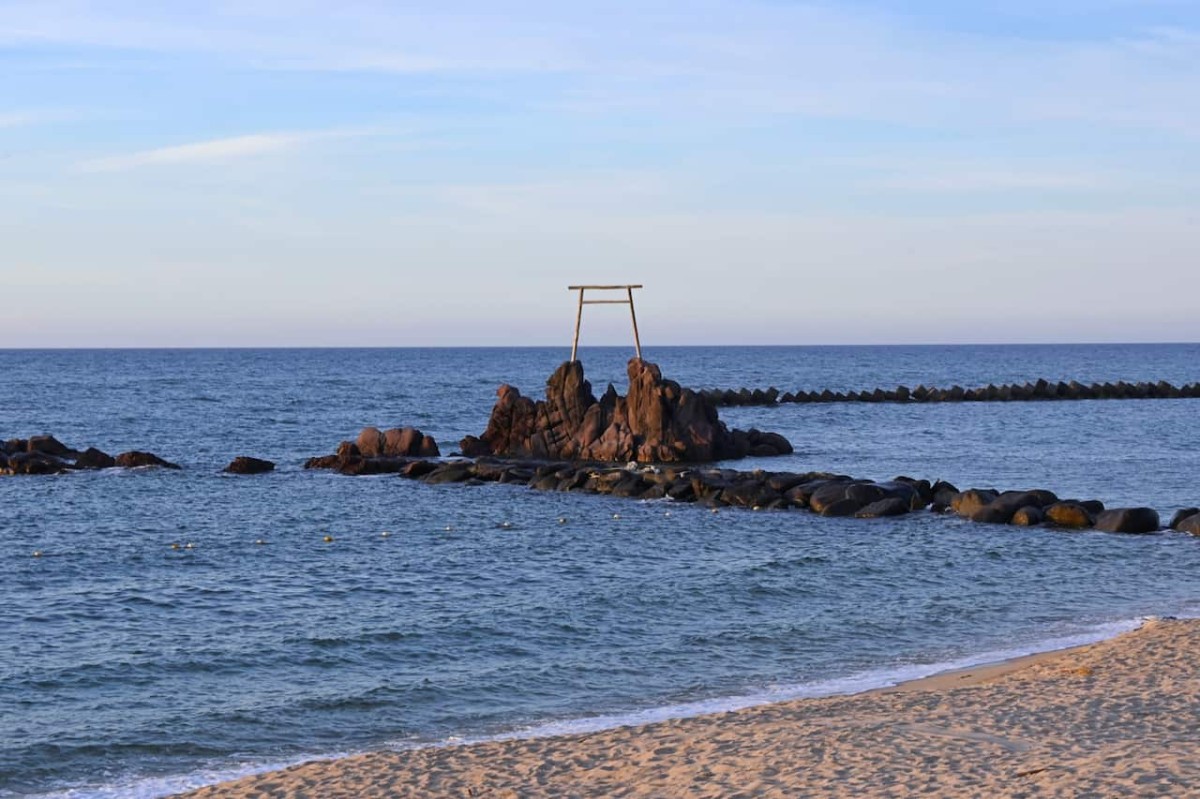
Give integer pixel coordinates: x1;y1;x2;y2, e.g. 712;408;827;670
165;615;1200;799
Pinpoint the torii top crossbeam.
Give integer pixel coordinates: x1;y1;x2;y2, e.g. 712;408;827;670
567;284;643;362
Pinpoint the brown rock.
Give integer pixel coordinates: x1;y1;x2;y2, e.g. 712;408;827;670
854;497;910;518
1176;514;1200;535
115;451;181;470
951;489;998;518
356;427;386;457
1045;501;1093;529
1170;508;1200;530
74;447;116;470
28;435;77;459
460;359;791;463
224;456;275;474
1093;508;1160;534
384;428;421;457
1012;506;1044;526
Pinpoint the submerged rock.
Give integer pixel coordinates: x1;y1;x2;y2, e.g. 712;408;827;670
224;456;275;475
115;451;181;470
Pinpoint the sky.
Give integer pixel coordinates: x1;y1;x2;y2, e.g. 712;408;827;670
2;0;1198;347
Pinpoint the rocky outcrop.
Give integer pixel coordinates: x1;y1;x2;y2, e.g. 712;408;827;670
0;436;178;475
304;427;440;475
224;456;276;474
459;359;792;464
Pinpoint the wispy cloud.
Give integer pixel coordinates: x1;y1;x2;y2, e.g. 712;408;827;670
0;110;65;128
77;127;378;172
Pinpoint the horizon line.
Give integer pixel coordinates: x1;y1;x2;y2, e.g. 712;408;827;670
2;341;1199;352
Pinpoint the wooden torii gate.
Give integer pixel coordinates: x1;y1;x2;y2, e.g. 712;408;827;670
568;284;643;363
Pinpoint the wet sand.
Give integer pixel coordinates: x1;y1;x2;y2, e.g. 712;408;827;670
175;617;1200;798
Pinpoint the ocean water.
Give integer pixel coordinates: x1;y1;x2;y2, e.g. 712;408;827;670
3;344;1200;798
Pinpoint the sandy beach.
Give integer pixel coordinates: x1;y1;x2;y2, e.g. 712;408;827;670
173;617;1200;799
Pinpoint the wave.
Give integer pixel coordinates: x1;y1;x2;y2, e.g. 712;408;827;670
23;615;1156;799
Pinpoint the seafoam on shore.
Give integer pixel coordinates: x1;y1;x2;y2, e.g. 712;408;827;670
27;616;1151;799
170;616;1200;799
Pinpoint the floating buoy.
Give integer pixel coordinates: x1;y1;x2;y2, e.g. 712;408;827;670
184;542;195;549
499;521;513;529
612;513;621;520
171;542;181;550
557;517;568;525
32;550;42;558
380;531;390;538
752;505;762;512
255;539;266;546
664;511;672;518
710;508;720;514
323;535;334;543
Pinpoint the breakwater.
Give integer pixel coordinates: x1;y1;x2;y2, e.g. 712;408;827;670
303;441;1200;537
698;379;1200;407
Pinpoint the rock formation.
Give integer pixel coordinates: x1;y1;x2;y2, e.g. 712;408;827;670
0;435;179;475
304;427;440;475
459;359;792;464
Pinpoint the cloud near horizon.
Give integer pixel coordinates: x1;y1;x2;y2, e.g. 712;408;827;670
1;1;1198;346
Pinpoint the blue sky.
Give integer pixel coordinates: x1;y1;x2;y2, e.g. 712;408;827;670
2;1;1198;346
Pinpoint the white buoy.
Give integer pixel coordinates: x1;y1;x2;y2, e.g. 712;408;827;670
444;525;453;532
32;550;42;558
664;511;672;518
612;513;621;520
711;508;720;514
557;517;567;524
500;521;513;529
323;535;334;543
184;542;195;549
255;539;266;546
381;531;391;538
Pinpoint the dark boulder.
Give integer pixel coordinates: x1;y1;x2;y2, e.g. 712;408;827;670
1079;499;1105;515
115;451;181;470
819;497;865;517
1044;501;1093;529
930;480;959;510
3;451;69;475
224;456;275;475
28;435;77;459
1011;506;1044;526
422;463;475;485
809;481;853;514
951;489;998;518
1093;507;1160;534
1170;508;1200;530
854;497;910;518
845;483;889;505
1175;514;1200;536
401;460;438;479
74;447;116;470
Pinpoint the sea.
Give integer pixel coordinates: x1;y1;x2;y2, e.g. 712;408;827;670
3;344;1200;798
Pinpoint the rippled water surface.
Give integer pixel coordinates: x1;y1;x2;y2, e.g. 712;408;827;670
2;345;1200;797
